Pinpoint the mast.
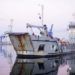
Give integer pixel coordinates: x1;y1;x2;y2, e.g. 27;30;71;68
38;4;44;26
41;5;44;26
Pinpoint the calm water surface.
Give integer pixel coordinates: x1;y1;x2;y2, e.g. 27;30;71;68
1;51;75;75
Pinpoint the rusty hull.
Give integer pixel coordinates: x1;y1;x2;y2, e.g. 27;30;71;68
8;33;33;52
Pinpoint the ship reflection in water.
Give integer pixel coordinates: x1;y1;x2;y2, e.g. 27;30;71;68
1;52;75;75
9;54;75;75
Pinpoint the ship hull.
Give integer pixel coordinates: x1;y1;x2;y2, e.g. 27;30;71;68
8;33;61;58
17;51;75;58
17;53;60;58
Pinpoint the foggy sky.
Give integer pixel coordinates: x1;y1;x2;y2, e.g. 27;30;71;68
0;0;75;39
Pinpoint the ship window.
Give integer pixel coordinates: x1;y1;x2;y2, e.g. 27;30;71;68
38;62;45;70
55;49;58;52
38;44;45;51
52;45;54;48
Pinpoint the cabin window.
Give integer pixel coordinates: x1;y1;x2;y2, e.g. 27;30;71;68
38;62;45;70
38;44;45;51
52;45;54;48
52;45;57;49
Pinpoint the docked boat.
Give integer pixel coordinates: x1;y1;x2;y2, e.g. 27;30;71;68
8;24;61;58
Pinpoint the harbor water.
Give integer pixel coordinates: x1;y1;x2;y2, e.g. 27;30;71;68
0;45;75;75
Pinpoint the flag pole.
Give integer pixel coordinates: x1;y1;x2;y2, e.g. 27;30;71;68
41;5;44;26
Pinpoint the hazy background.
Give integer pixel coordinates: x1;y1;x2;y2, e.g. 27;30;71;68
0;0;75;39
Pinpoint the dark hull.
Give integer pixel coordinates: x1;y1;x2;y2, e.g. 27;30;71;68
17;51;75;59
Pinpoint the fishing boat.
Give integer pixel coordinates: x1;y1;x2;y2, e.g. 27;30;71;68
8;24;62;58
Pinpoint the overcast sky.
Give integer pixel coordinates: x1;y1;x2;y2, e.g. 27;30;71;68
0;0;75;39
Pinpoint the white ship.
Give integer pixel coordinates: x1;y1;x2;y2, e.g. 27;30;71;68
8;24;62;58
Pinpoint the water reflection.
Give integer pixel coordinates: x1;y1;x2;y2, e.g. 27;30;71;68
0;54;11;75
0;54;74;75
10;57;61;75
10;55;75;75
57;59;71;75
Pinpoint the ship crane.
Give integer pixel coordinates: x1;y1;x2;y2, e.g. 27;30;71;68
26;23;43;29
26;23;48;36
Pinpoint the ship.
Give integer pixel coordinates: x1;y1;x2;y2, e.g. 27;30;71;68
7;24;62;58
